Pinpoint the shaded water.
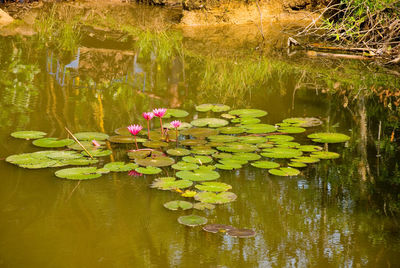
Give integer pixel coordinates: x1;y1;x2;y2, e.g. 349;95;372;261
1;3;400;267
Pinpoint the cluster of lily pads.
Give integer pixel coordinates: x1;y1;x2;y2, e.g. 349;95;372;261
6;104;350;232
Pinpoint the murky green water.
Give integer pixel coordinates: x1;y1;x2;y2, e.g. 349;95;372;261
1;3;400;267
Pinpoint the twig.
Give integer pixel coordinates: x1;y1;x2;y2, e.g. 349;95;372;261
65;127;94;159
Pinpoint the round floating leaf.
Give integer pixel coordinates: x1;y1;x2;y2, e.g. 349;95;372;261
203;224;235;233
198;165;216;171
191;148;217;155
194;191;237;204
217;143;258;153
227;228;256;238
261;148;303;159
163;200;193;211
191;118;229;128
238;136;267;144
82;149;112;157
142;140;169;148
73;132;109;141
257;143;274;149
283;117;323;127
135;157;175;167
244;124;276;134
55;167;103;180
229;109;267;118
135;166;162;174
215;163;241;170
61;158;99;166
217;127;245;134
182;155;213;164
310;151;340;159
181;190;197;197
292;157;320;164
275;142;301;148
47;151;82;160
195;182;232;192
194;203;216;210
104;162;138;172
208;135;238;143
195;104;213;112
127;150;151;159
115;127;131;136
176;170;220;181
172;161;199;171
221;113;236;119
231;117;260;125
212;152;233;159
164;109;189;118
68;140;105;150
296;145;323;152
11;130;47;140
278;127;306;134
178;215;208;227
180;128;219;138
266;135;294;142
33;138;74;148
251;160;280;169
164;122;192;130
108;135;146;144
196;104;230;112
232;153;261;161
207;141;225;147
180;139;207;146
166;148;191;156
307;132;350;143
219;158;247;165
288;162;307;168
151;177;193;190
269;167;300;176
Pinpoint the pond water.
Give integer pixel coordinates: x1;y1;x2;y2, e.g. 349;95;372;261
1;3;400;267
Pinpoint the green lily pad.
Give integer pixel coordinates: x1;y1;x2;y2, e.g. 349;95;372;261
310;151;340;159
296;145;323;152
182;155;213;164
268;167;300;176
172;161;199;171
275;141;301;148
221;113;236;119
191;148;217;155
178;215;208;227
307;132;350;143
11;130;47;140
61;158;99;166
33;138;74;148
266;135;294;142
82;149;112;157
164;122;192;130
261;148;303;159
219;158;248;165
114;127;131;136
142;140;169;148
135;157;175;167
238;136;267;144
180;128;219;138
195;182;232;192
127;150;152;159
150;177;193;190
244;124;276;134
47;151;82;160
194;191;237;204
215;163;242;170
164;200;193;211
217;127;245;134
180;139;207;146
251;160;280;169
108;135;146;144
104;162;138;172
176;170;220;181
277;127;306;134
292;157;320;164
164;109;189;118
55;167;103;180
68;140;105;150
196;104;231;112
288;162;307;168
191;118;229;128
135;166;162;174
229;109;267;118
227;228;256;238
217;143;258;153
212;152;233;159
208;135;238;143
257;143;274;149
193;202;216;210
283;117;323;127
197;165;216;171
232;153;261;161
166;148;191;156
231;117;261;125
73;132;109;141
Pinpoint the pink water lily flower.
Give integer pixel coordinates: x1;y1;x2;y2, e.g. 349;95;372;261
92;139;101;147
170;120;181;147
143;112;154;139
128;170;143;177
152;108;167;138
127;124;143;150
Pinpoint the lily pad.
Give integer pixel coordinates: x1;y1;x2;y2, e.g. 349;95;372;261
261;148;303;159
266;135;294;142
251;161;280;169
194;203;216;210
176;170;220;181
82;149;112;157
33;138;74;148
231;117;260;125
135;157;175;167
61;158;99;166
191;118;229;128
142;140;169;148
104;162;138;172
219;158;248;165
308;132;350;143
195;182;232;192
164;122;192;130
268;167;300;176
283;117;323;127
182;155;213;164
194;191;237;204
151;177;193;190
257;143;274;149
47;151;82;160
127;150;152;159
181;190;198;197
135;166;162;174
55;167;103;180
164;109;189;118
68;140;105;150
180;139;207;146
166;148;191;156
244;124;276;134
172;161;199;171
196;104;231;112
292;157;320;164
108;135;146;144
232;153;261;161
310;151;340;159
275;141;301;148
212;152;233;159
296;145;323;152
164;200;193;211
217;143;258;153
221;113;236;119
217;127;245;134
288;162;307;168
215;163;241;170
11;130;47;140
227;228;256;238
191;148;217;155
178;215;208;227
238;136;267;144
73;132;109;141
114;127;131;136
229;109;267;118
180;128;219;138
277;127;306;134
203;224;235;233
208;135;238;143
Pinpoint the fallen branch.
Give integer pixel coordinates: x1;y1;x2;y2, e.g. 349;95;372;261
65;127;94;159
306;50;373;60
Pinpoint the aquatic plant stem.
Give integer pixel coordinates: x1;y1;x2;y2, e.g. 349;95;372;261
64;127;94;159
134;136;139;150
147;121;151;140
160;118;164;139
175;128;178;147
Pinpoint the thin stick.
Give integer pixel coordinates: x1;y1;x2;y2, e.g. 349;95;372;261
65;127;94;159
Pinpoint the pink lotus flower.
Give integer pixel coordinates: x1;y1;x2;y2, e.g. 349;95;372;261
170;120;181;129
128;170;143;177
92;139;101;147
127;124;143;136
143;112;154;121
153;108;167;118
